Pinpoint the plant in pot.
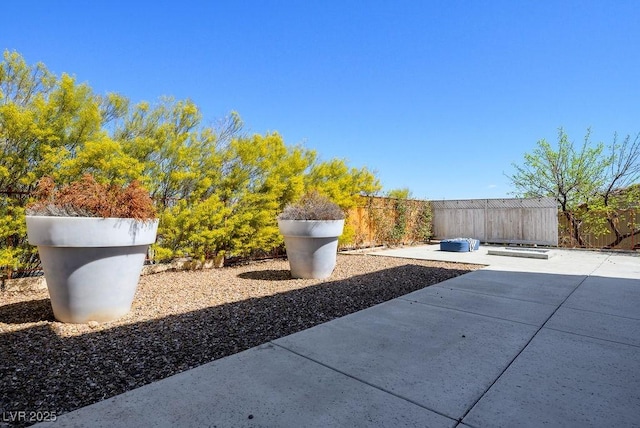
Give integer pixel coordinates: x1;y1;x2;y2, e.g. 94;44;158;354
25;174;158;323
277;192;345;279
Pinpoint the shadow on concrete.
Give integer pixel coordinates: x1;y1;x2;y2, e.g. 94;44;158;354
0;263;472;424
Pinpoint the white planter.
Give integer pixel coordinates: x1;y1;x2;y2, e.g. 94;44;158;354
278;219;344;279
26;216;159;324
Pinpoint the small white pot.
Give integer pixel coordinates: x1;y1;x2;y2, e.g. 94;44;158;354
26;216;158;323
278;219;344;279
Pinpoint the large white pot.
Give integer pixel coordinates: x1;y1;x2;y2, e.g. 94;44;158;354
26;216;159;323
278;219;344;279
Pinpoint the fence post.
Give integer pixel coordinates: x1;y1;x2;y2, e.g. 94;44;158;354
632;210;636;250
484;199;488;243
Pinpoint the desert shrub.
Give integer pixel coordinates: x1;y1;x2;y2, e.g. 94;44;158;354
388;198;408;245
26;174;156;220
1;51;380;273
414;201;433;242
278;191;345;220
361;196;432;247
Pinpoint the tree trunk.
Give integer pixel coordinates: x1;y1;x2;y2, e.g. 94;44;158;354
605;215;640;249
564;210;585;247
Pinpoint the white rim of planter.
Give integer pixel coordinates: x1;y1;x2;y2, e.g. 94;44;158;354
26;216;158;247
277;219;345;238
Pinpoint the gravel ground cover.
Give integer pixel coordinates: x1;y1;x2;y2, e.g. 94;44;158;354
0;254;480;425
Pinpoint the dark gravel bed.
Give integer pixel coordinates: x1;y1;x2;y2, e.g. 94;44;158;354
0;254;480;426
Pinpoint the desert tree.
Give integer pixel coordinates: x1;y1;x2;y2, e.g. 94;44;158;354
508;128;640;247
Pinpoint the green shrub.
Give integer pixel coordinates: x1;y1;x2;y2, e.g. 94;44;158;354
0;51;381;273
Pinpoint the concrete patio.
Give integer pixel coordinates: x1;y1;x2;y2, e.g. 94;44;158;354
38;245;640;427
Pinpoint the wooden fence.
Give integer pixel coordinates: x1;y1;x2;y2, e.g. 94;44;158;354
344;197;432;248
421;197;558;246
347;196;639;250
558;209;639;250
344;196;559;248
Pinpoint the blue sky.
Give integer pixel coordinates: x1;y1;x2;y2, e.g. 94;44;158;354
3;1;639;200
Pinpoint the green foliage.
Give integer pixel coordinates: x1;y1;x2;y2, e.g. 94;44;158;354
414;201;433;242
212;133;315;258
389;199;408;245
386;187;412;200
509;129;606;211
57;136;144;185
365;197;393;246
306;158;381;245
115;98;213;203
0;51;383;272
508;128;640;247
360;194;433;248
306;159;381;209
155;197;230;262
0;50;122;272
0;200;29;275
383;188;414;246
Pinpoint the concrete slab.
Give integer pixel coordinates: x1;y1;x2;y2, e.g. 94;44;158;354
590;253;640;279
546;306;640;347
38;343;455;428
486;247;554;259
274;298;538;420
367;245;493;265
367;245;612;276
464;328;640;428
563;276;640;319
440;269;585;305
491;250;611;276
400;286;557;327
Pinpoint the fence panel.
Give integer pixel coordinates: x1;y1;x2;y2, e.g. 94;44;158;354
558;209;639;250
343;197;432;248
431;197;558;246
345;198;638;250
